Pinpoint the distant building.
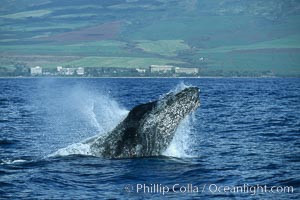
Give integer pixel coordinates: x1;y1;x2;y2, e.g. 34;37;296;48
30;66;42;76
60;68;73;75
66;68;76;75
76;67;84;75
56;67;85;76
57;66;63;72
149;65;174;73
136;68;146;73
175;67;199;74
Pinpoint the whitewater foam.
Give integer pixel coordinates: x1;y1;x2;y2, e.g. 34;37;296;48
0;159;28;165
49;142;93;157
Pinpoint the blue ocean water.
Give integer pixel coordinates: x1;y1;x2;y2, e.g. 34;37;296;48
0;78;299;199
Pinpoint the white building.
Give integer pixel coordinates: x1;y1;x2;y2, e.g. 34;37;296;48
57;66;84;76
57;66;63;72
30;66;42;76
65;68;76;75
136;68;146;73
175;67;199;74
149;65;174;73
76;67;84;75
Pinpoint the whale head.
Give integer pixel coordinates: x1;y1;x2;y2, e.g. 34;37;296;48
158;86;200;117
138;86;200;156
91;86;200;158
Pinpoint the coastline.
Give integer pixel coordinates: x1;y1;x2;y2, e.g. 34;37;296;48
0;76;298;79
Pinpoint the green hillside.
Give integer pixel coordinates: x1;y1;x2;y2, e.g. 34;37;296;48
0;0;300;76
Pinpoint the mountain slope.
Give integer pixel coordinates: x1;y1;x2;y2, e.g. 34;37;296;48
1;0;300;76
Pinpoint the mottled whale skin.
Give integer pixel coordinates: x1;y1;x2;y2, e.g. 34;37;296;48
87;87;200;158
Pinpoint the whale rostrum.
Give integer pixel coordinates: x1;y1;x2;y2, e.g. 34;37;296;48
87;87;200;158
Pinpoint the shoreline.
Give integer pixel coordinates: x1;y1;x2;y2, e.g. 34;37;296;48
0;76;299;79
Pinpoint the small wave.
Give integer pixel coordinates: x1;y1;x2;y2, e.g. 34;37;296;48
0;159;28;165
0;139;17;145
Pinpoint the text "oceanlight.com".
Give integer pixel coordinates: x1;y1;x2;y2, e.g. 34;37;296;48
124;183;294;196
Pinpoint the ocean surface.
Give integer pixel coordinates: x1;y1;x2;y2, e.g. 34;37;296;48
0;78;299;199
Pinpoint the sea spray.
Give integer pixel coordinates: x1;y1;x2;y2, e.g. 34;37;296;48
33;80;127;156
163;113;197;158
48;87;128;157
159;82;192;100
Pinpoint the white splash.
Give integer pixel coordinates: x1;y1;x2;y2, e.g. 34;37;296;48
172;82;194;93
67;86;128;135
159;82;195;100
46;85;128;157
49;142;93;157
0;159;27;165
163;114;196;158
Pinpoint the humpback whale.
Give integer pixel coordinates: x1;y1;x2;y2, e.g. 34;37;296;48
87;87;200;158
